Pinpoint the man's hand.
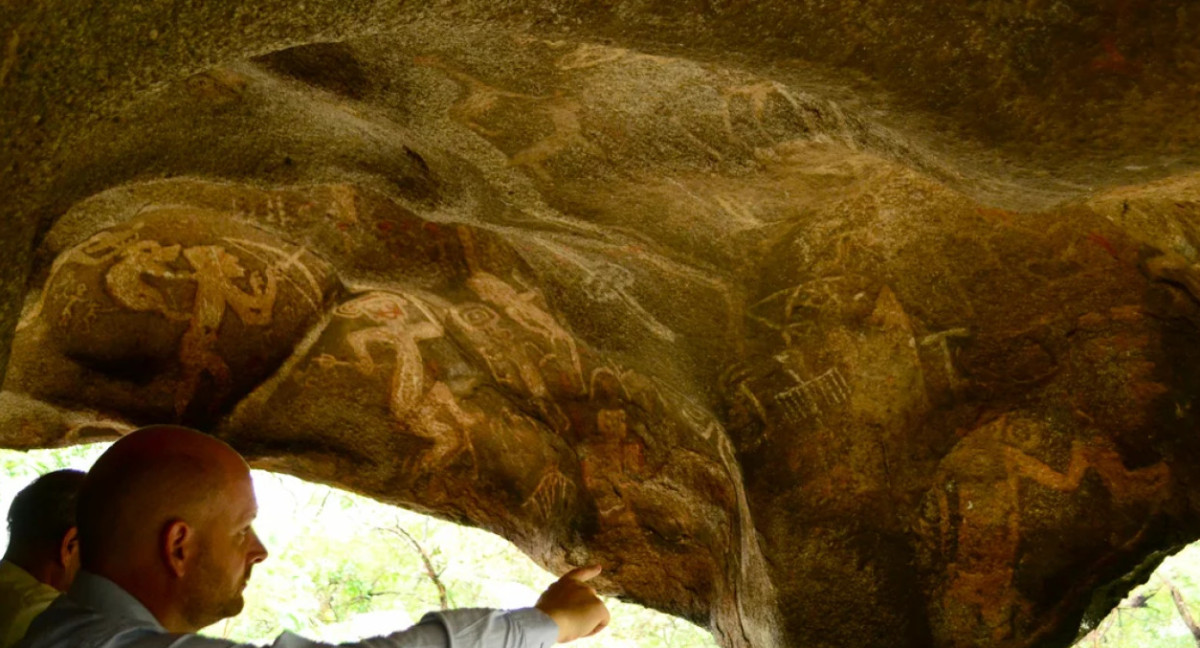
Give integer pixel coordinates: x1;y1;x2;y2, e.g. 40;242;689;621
535;565;611;643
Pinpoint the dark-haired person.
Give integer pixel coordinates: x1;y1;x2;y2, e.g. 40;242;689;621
1;469;86;648
19;426;609;648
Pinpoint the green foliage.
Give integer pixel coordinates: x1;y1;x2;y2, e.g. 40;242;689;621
1;445;716;647
1073;544;1200;647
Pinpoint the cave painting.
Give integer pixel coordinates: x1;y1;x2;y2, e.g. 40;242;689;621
771;365;852;425
174;245;279;417
447;303;538;392
553;41;673;71
415;57;600;181
748;276;859;345
506;94;595;181
411;381;479;475
447;297;572;433
586;355;766;624
585;407;645;527
579;263;677;342
466;271;585;394
22;222;288;417
106;241;191;320
523;465;576;522
329;292;444;419
19;223;147;330
667;178;766;232
57;282;98;331
15;171;1182;648
919;327;971;396
223;238;325;310
312;292;581;507
475;403;577;522
925;415;1171;643
313;291;487;474
720;80;817;146
13;177;1190;648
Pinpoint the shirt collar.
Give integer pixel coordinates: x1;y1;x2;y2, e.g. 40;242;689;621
0;558;39;584
68;570;165;630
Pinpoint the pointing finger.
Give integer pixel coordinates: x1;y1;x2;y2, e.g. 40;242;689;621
563;564;603;582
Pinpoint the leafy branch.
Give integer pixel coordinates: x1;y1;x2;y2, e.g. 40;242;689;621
378;525;450;610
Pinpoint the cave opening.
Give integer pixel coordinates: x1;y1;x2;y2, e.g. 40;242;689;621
1072;543;1200;648
0;443;717;648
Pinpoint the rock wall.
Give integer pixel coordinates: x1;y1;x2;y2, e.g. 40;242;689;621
2;4;1200;647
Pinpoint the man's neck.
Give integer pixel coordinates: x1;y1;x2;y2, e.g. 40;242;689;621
89;564;195;634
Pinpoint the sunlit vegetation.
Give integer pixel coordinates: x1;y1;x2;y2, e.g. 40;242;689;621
1073;544;1200;647
0;444;715;647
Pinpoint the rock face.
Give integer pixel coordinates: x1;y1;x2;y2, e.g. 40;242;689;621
2;4;1199;647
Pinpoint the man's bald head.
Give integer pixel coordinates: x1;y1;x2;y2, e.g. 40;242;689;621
77;425;249;570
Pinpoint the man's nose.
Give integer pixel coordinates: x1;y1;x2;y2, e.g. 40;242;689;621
248;528;269;564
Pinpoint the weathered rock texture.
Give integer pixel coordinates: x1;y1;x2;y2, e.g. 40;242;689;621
2;3;1199;647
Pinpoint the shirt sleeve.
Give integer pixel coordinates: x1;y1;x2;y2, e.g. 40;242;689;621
268;608;559;648
20;598;558;648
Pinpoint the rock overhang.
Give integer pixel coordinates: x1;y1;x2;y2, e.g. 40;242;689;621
2;4;1200;647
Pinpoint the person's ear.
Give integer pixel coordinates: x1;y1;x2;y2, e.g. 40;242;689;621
59;526;79;568
162;519;194;579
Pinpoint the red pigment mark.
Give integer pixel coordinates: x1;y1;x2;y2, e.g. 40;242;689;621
786;448;803;473
423;222;441;234
1091;36;1139;75
975;207;1014;225
622;442;646;474
376;221;394;232
336;222;350;232
1087;232;1119;259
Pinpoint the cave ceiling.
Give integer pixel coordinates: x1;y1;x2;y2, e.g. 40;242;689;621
2;2;1200;647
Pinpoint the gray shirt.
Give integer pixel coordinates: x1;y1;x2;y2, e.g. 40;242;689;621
18;571;559;648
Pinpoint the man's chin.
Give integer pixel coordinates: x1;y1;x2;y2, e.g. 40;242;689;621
193;597;246;633
215;595;246;622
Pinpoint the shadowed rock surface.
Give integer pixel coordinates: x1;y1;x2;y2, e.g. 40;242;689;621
2;3;1199;647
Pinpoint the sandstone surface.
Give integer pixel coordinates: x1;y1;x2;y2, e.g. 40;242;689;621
2;3;1199;647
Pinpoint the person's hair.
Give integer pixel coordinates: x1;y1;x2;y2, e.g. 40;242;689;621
6;469;87;552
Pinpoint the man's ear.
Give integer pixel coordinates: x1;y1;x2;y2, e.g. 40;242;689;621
59;526;79;568
162;519;194;579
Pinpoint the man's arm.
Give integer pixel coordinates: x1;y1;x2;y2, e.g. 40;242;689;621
20;569;607;648
273;607;559;648
273;567;608;648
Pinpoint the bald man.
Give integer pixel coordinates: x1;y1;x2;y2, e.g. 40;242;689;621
18;426;610;648
1;470;86;648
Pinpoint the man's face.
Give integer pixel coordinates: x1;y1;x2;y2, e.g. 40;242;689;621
182;471;268;629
